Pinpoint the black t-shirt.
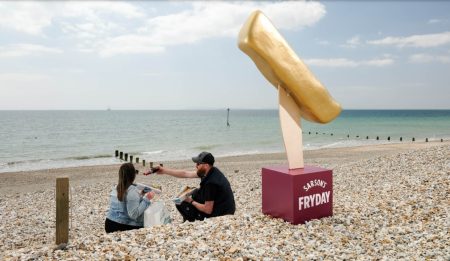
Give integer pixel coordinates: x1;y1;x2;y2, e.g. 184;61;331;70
192;167;235;217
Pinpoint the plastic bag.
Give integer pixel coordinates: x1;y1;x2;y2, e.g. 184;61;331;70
144;201;172;227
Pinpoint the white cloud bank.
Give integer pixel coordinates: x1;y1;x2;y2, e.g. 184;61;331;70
409;53;450;64
0;1;326;57
99;1;326;57
0;44;62;57
0;1;145;36
304;57;394;67
368;31;450;48
341;36;361;48
0;2;53;35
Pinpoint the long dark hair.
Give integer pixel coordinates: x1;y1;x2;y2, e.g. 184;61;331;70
117;163;136;202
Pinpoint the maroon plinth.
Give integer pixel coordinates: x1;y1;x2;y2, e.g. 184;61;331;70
261;165;333;224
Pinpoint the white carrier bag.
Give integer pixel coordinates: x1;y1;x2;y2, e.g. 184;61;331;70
144;201;172;227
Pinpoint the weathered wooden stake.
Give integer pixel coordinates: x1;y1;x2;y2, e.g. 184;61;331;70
136;157;139;163
425;138;428;142
400;137;403;141
376;136;379;140
124;153;128;161
120;152;123;160
412;137;415;142
142;159;146;166
387;136;390;141
366;136;369;139
130;155;133;163
115;150;119;157
441;138;443;142
56;177;69;245
150;162;154;168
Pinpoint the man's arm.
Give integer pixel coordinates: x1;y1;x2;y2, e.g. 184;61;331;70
187;197;214;215
148;166;197;178
185;183;217;215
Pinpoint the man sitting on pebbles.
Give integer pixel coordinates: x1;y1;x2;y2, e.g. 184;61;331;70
145;152;235;222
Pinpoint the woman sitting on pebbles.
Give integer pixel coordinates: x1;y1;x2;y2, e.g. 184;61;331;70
105;163;155;233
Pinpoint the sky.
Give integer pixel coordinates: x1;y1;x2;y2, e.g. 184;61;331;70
0;1;449;110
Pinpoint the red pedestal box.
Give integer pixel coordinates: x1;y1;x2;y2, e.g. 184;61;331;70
261;165;333;224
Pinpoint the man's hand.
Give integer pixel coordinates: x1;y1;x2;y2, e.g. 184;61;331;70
144;166;163;175
184;196;194;204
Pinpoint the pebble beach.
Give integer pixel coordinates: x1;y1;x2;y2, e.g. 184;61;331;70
1;142;449;260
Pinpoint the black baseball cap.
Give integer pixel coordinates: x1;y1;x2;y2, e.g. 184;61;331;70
192;151;215;165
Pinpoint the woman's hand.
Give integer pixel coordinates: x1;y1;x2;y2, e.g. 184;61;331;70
145;191;156;200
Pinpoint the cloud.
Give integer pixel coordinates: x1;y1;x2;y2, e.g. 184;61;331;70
317;40;330;46
341;36;361;48
305;58;358;67
0;1;145;36
99;35;165;57
0;2;54;35
428;19;441;24
409;53;450;64
0;2;325;57
0;72;52;86
304;57;394;67
427;19;448;25
0;44;62;57
101;1;326;57
367;31;450;48
61;1;145;19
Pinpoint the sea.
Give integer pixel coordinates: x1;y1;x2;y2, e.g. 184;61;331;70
0;110;449;173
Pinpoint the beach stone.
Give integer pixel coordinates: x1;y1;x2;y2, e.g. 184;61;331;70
1;144;449;260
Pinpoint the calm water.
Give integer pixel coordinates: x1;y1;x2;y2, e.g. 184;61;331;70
0;110;449;173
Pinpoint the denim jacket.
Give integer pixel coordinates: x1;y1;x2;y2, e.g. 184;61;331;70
106;185;151;227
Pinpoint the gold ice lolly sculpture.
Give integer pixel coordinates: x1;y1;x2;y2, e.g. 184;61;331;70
238;10;342;169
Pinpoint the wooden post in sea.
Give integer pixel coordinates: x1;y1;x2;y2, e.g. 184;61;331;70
150;162;154;168
130;155;133;163
136;157;139;164
120;152;123;160
142;159;146;166
115;150;119;157
227;108;230;127
124;153;128;161
56;177;69;245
